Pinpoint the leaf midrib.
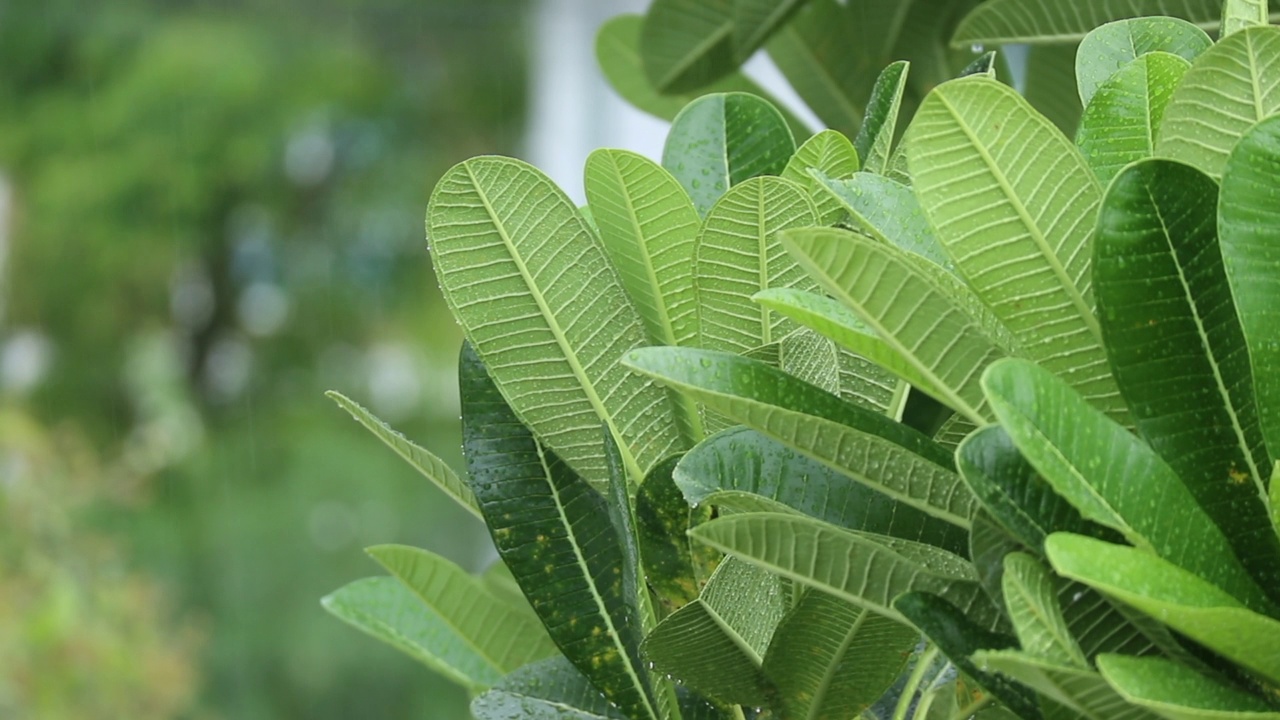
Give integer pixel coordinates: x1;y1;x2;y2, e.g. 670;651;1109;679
805;608;867;720
657;20;734;90
464;162;645;483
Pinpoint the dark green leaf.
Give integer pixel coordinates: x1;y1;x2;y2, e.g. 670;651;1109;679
952;0;1237;46
471;656;629;720
1024;44;1082;135
638;457;712;615
854;61;910;174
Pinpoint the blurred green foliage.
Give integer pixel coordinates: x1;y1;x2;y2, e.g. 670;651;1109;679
0;0;529;716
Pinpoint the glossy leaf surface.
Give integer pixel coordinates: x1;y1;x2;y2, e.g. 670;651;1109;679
1223;0;1271;36
976;649;1162;720
814;173;953;271
1076;53;1189;185
1001;553;1086;667
854;61;910;175
637;457;710;615
471;656;629;720
1096;654;1280;719
1074;17;1211;107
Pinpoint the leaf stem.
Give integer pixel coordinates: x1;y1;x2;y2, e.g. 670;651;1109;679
892;644;940;720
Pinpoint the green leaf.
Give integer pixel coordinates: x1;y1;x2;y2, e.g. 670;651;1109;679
641;558;785;706
1001;553;1087;668
970;509;1024;607
1046;532;1280;686
639;0;808;94
907;77;1125;425
1074;18;1211;108
428;156;684;486
459;343;658;720
778;327;842;395
975;649;1163;720
692;512;1004;629
323;576;506;690
1095;157;1280;591
1220;115;1280;467
595;15;809;136
1223;0;1270;36
1156;26;1280;180
1024;44;1083;135
675;426;971;555
663;93;796;217
325;390;480;520
766;0;906;138
854;61;911;175
982;357;1278;615
893;592;1043;720
471;656;629;720
1076;53;1189;185
781;129;860;225
1096;654;1280;720
778;227;1009;425
961;50;1001;79
623;347;977;528
366;545;557;672
762;590;918;720
952;0;1243;46
637;457;712;615
893;0;987;96
812;172;954;271
694;176;817;352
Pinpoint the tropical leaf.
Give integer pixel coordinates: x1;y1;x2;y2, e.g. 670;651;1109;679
893;592;1043;720
1223;0;1271;36
975;649;1163;720
1096;654;1280;720
323;576;506;690
777;327;842;395
1076;53;1189;185
1001;553;1087;668
907;77;1125;424
471;656;629;720
780;129;860;225
813;172;954;271
428;156;683;485
982;357;1278;615
459;344;658;720
1046;532;1280;686
835;337;908;417
637;457;712;615
951;0;1259;46
663;93;796;217
691;512;1004;629
961;50;1001;79
762;590;918;720
623;347;977;528
674;426;971;555
641;558;785;706
1219;115;1280;465
1074;17;1211;107
326;391;480;519
638;0;808;94
854;61;911;175
694;176;817;352
1156;26;1280;180
595;15;809;136
1094;157;1280;591
970;509;1024;606
584;149;704;445
779;227;1009;425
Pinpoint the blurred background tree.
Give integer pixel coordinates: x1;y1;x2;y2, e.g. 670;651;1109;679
0;0;528;716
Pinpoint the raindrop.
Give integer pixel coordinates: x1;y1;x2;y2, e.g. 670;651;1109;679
971;43;984;53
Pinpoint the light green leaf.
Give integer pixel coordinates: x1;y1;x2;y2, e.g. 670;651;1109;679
1076;53;1189;185
1095;158;1280;591
663;93;796;217
325;390;480;520
1001;553;1087;668
907;77;1125;425
623;347;977;528
323;576;508;690
472;656;629;720
778;327;842;396
1224;0;1270;36
639;0;808;94
982;358;1278;615
691;512;1003;629
854;61;910;175
1075;17;1211;107
1156;26;1280;180
952;0;1253;46
1097;654;1280;720
975;649;1163;720
641;558;784;706
1046;532;1280;686
459;345;658;720
595;15;809;136
1220;115;1280;467
428;156;683;485
694;176;817;352
834;336;907;417
781;129;860;225
762;590;918;720
779;227;1009;425
675;426;971;555
813;172;954;271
